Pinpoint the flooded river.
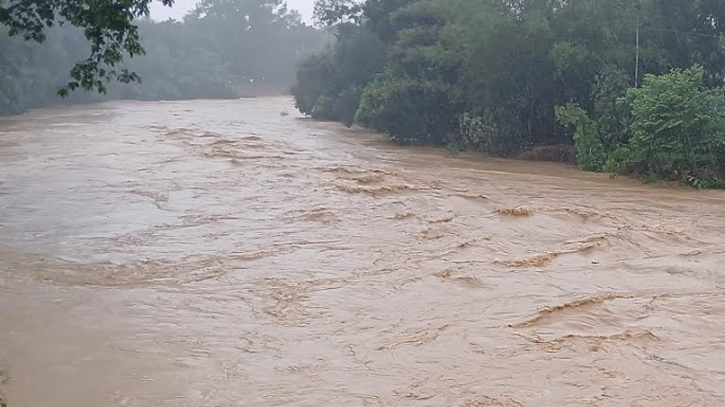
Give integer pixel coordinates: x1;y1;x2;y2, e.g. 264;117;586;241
1;97;725;406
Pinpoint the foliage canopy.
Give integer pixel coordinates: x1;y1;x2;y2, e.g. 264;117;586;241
0;0;323;113
295;0;725;187
0;0;175;95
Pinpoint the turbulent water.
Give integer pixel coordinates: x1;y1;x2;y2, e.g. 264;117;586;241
1;97;725;407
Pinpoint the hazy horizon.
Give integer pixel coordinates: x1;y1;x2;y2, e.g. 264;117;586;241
150;0;315;23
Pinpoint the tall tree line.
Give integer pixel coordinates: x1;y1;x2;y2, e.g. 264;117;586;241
0;0;323;115
294;0;725;186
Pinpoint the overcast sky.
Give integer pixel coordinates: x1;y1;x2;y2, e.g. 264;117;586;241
150;0;315;23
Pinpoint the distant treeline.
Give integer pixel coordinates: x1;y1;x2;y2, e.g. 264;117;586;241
0;0;324;115
294;0;725;187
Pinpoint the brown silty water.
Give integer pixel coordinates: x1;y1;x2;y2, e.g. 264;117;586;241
1;97;724;407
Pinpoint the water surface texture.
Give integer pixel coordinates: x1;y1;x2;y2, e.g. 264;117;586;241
1;98;725;406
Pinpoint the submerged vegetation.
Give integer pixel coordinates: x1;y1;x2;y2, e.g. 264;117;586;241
294;0;725;187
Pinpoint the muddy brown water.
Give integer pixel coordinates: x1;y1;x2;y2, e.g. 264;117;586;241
1;97;725;407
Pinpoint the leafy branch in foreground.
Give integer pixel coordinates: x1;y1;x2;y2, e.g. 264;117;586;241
0;0;174;96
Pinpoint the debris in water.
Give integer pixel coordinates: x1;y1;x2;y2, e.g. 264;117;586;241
496;206;534;217
430;216;455;224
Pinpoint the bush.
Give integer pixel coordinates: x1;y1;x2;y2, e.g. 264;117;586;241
555;104;606;171
356;71;458;144
291;23;386;128
604;146;635;174
518;145;577;164
311;94;336;121
449;112;526;157
591;66;631;150
624;65;725;184
292;53;332;116
334;86;365;127
557;65;725;187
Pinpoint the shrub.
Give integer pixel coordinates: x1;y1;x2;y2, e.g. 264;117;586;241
624;65;725;184
591;66;631;150
291;23;386;128
555;104;606;171
558;65;725;187
291;53;332;116
518;145;577;164
311;94;337;121
356;71;457;145
450;112;526;157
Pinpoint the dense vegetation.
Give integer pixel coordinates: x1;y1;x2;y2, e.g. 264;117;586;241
0;0;175;95
294;0;725;187
0;0;323;115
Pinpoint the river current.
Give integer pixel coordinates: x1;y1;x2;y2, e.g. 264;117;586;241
1;97;724;406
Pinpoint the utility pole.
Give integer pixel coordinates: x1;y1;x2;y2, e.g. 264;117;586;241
635;1;641;87
635;15;640;87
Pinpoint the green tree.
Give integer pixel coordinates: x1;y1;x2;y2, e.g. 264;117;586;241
294;0;725;187
555;104;607;171
0;0;325;115
186;0;321;89
0;0;174;95
292;5;386;127
625;65;725;184
313;0;362;27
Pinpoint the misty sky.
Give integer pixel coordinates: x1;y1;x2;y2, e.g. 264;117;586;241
150;0;315;23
